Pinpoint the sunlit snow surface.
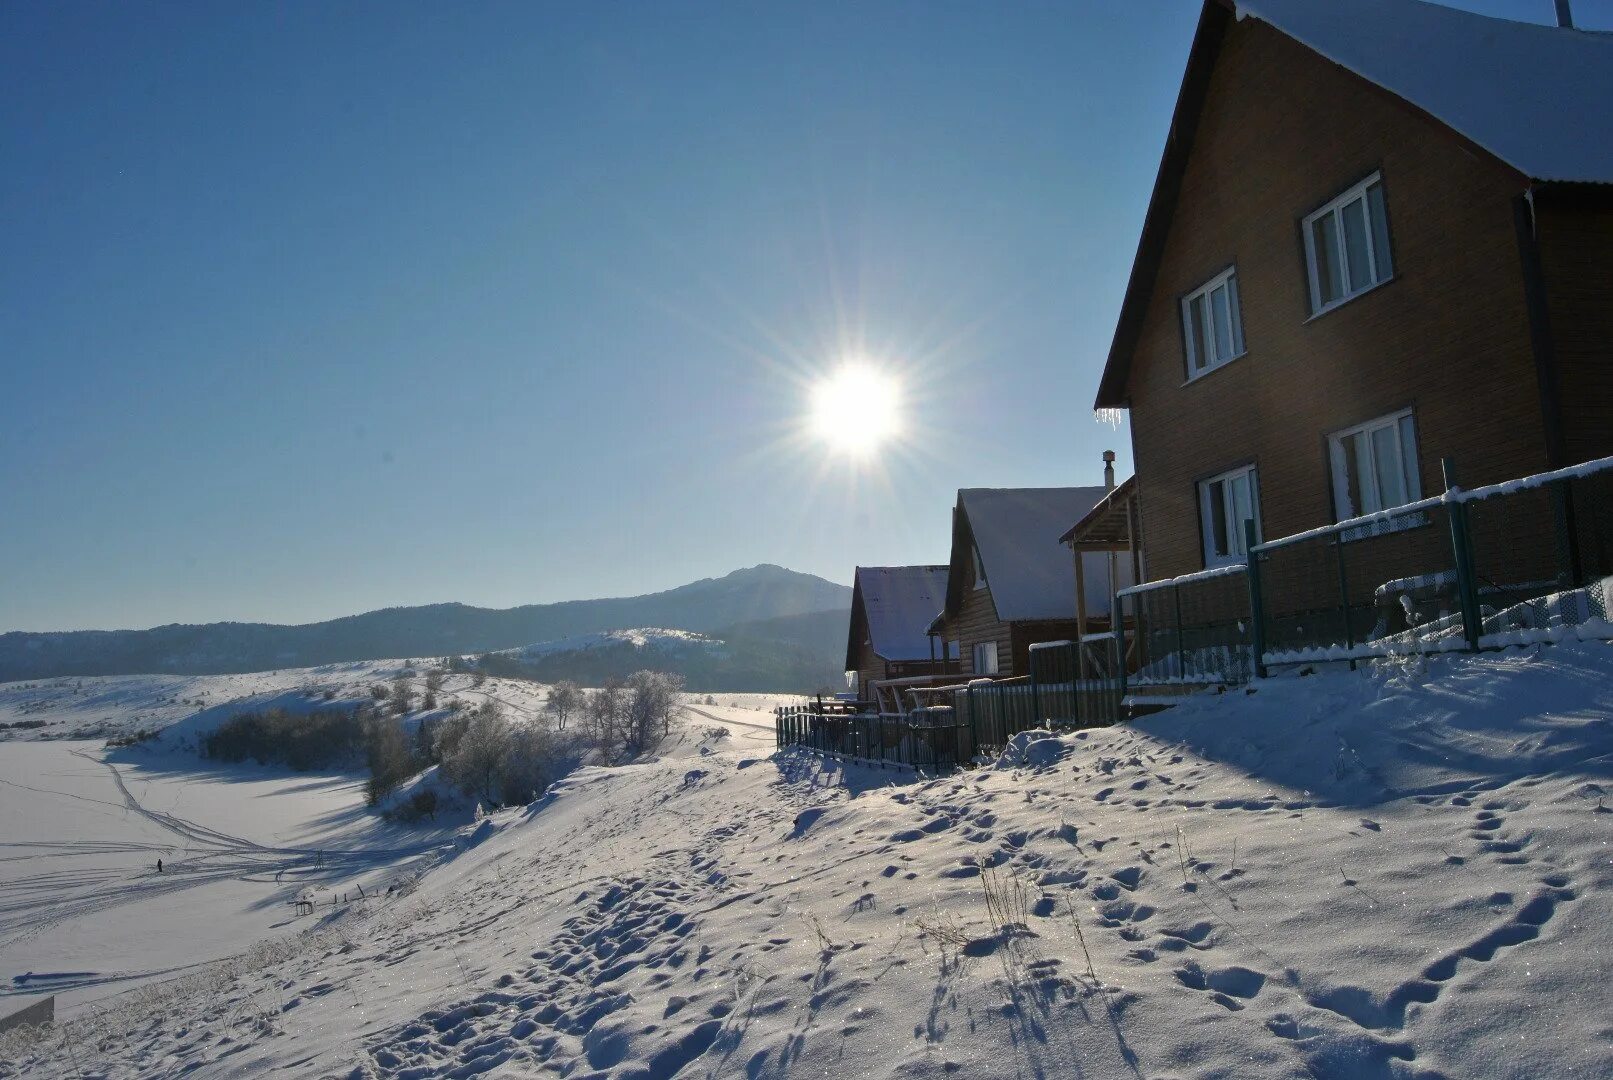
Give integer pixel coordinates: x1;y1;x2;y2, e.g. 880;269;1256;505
4;644;1613;1078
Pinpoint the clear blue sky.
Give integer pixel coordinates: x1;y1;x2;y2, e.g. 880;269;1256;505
3;0;1606;632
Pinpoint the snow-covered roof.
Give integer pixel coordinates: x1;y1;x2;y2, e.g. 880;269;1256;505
851;566;950;663
958;488;1113;622
1236;0;1613;183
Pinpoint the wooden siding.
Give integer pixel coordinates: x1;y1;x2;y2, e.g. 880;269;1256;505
947;581;1015;678
847;600;957;695
1124;18;1548;582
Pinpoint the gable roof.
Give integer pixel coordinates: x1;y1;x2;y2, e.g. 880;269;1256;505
1239;0;1613;185
1095;0;1613;409
846;565;950;668
947;487;1109;622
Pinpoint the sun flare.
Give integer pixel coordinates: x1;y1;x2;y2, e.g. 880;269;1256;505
808;363;904;458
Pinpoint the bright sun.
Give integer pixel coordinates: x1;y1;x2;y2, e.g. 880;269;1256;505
808;363;903;458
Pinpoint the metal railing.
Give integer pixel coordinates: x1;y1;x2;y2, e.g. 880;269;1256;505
774;700;969;773
1118;454;1613;695
776;634;1131;773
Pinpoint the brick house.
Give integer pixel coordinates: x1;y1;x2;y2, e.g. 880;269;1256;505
1094;0;1613;583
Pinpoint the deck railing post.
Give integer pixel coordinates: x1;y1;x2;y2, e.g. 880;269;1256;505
1029;647;1043;730
1245;519;1268;680
1443;458;1483;651
1173;583;1187;681
1115;608;1128;722
1335;535;1356;671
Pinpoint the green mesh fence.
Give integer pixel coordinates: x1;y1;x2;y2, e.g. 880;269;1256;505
1464;465;1613;646
1027;639;1125;730
1120;568;1253;689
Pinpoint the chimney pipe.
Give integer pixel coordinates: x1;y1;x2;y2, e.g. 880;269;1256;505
1102;449;1116;492
1555;0;1574;28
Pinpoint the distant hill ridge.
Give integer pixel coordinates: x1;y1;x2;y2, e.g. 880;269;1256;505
0;565;851;683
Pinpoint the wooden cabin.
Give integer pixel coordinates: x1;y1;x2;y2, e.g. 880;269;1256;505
843;565;958;698
931;487;1131;679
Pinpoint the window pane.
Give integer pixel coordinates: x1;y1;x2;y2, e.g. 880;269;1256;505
1340;196;1372;293
1229;473;1253;555
1311;213;1342;306
1210;284;1234;361
1330;439;1356;519
1340;431;1368;515
1226;273;1244;355
1181;304;1197;373
1398;414;1420;498
1367;182;1393;282
1371;423;1407;508
1207;481;1228;559
1190;295;1210;370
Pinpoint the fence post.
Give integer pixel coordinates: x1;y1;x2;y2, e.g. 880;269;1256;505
1029;648;1043;729
1173;584;1187;680
1334;537;1356;671
1245;519;1268;679
1113;624;1127;725
1443;458;1483;651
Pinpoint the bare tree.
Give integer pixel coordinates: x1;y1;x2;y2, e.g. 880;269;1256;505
584;680;627;763
623;671;686;757
438;702;505;803
544;681;582;730
364;716;414;806
391;673;415;714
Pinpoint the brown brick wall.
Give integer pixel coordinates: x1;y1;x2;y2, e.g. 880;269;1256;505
1537;197;1613;470
1125;18;1547;582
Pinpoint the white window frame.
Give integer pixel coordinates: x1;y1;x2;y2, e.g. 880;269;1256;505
1328;408;1423;539
1198;465;1261;569
972;641;999;676
971;545;988;590
1181;266;1245;380
1303;171;1394;316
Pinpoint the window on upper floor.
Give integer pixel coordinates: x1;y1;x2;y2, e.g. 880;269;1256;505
972;640;999;675
1181;266;1245;380
1329;408;1423;539
1199;465;1261;568
1303;172;1393;315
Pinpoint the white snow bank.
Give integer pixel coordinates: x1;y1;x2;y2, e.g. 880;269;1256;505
10;642;1613;1078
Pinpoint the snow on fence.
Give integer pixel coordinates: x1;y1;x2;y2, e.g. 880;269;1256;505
775;638;1127;773
1118;454;1613;688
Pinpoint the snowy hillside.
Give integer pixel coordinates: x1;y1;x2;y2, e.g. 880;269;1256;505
7;642;1613;1077
501;627;723;659
476;624;843;693
0;660;549;743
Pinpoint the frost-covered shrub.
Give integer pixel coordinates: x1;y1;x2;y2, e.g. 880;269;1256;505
201;706;368;770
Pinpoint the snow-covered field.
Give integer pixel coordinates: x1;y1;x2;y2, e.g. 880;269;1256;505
5;641;1612;1077
0;663;550;1017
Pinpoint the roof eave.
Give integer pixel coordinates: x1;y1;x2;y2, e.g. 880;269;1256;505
1094;0;1233;412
